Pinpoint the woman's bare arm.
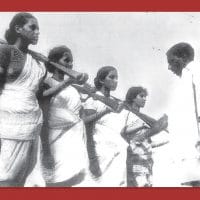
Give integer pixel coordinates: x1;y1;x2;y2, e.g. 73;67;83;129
80;108;111;124
43;78;74;97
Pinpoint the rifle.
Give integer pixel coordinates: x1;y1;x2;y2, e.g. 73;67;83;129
72;83;169;133
72;83;121;110
0;39;88;85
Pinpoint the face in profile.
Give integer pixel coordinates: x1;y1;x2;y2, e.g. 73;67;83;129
58;52;73;69
18;17;40;45
167;56;184;77
133;92;147;108
103;70;118;91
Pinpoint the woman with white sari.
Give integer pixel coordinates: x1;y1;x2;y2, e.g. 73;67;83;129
81;66;128;187
41;46;88;186
0;12;46;186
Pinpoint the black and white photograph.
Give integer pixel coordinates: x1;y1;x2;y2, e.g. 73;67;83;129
0;12;200;187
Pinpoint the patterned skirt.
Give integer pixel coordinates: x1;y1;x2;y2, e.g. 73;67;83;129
126;146;153;187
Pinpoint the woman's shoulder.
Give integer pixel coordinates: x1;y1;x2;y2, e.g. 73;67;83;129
0;44;22;53
0;44;25;61
59;84;80;99
0;44;13;55
0;43;13;49
67;85;80;95
83;95;108;112
125;111;142;123
0;44;11;65
0;44;23;67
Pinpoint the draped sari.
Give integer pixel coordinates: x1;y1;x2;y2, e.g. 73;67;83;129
83;92;128;187
44;83;88;185
0;51;46;186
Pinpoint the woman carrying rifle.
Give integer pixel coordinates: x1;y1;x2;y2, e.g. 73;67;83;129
121;87;168;187
0;12;46;186
39;45;89;187
81;66;128;186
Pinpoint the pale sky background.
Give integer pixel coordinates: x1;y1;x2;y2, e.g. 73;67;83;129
0;12;200;116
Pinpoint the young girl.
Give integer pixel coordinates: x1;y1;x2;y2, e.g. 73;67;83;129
40;45;88;187
81;66;128;186
0;12;46;186
121;87;168;187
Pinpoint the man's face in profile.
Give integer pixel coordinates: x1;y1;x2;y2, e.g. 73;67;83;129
167;56;183;77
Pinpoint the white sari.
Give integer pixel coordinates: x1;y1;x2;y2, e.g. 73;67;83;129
0;53;46;186
83;92;128;187
45;83;88;184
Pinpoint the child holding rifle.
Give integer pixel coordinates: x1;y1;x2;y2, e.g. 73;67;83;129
121;87;168;187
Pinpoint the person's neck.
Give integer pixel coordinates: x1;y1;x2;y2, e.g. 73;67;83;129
100;86;110;97
53;71;64;82
130;103;140;112
14;39;29;53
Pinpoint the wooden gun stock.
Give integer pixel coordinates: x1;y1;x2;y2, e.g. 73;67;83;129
72;83;122;111
28;50;89;84
127;107;169;133
0;39;88;84
73;83;117;110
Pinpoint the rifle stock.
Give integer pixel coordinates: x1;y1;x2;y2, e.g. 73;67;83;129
28;49;88;84
72;83;121;111
0;39;88;84
126;106;169;133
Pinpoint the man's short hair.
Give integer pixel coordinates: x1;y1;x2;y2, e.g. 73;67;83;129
166;42;194;63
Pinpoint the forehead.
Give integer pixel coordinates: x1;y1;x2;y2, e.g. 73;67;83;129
138;91;147;97
167;55;180;62
62;52;72;58
24;17;39;27
107;69;118;76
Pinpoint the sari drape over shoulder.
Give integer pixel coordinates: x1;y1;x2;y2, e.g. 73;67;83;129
0;53;46;140
83;92;128;187
0;51;46;186
46;85;88;184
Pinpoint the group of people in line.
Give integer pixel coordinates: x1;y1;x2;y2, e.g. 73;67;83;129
0;12;200;187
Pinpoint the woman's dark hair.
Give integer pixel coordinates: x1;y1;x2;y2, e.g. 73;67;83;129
94;66;117;90
45;45;73;73
166;42;194;64
125;86;148;105
5;12;36;45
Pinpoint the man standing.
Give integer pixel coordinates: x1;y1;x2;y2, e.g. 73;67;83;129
163;42;200;186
